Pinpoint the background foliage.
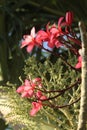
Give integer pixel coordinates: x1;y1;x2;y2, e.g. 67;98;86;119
0;55;81;130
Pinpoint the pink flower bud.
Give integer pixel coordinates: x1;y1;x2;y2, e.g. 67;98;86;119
66;11;73;25
16;79;35;98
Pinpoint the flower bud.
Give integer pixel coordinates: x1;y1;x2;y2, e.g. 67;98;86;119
66;11;73;25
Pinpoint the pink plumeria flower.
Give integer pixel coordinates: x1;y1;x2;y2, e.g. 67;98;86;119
30;101;42;116
21;27;36;52
16;79;35;98
48;23;63;48
35;23;63;49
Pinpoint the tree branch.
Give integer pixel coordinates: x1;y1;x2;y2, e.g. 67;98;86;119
77;21;87;130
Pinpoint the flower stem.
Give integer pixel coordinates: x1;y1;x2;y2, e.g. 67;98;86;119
42;46;79;71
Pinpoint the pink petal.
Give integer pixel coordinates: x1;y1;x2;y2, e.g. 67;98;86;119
24;86;30;91
33;102;42;110
30;108;37;116
21;36;32;48
48;41;55;48
40;96;47;100
50;27;58;35
78;56;82;62
21;91;29;98
30;102;42;116
21;40;29;48
33;78;41;83
38;83;42;88
36;91;43;98
58;17;64;27
46;22;50;34
26;43;35;52
28;89;34;97
37;30;48;40
35;35;42;44
31;27;35;37
48;35;55;48
24;79;30;85
16;86;24;93
55;40;62;48
75;62;82;69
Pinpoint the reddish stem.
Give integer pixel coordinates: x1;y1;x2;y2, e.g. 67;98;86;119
42;46;79;71
43;97;80;109
43;78;81;93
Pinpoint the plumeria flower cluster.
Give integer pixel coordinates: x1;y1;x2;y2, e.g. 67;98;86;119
16;78;47;116
17;11;82;116
16;78;81;116
21;11;82;69
21;11;74;52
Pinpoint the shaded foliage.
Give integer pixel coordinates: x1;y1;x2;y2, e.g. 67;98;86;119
0;55;81;130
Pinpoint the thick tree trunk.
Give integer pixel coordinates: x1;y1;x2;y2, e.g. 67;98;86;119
77;22;87;130
0;0;8;84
